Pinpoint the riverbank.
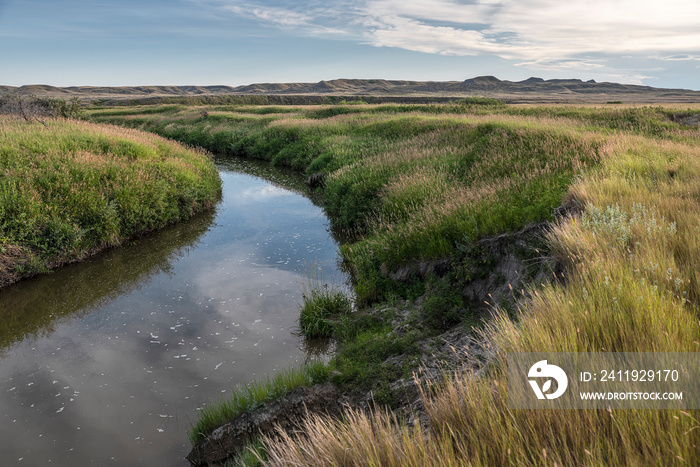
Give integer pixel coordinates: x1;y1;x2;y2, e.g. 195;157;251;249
0;117;221;287
88;103;700;465
260;112;700;466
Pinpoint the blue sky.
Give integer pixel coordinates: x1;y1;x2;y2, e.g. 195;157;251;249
1;0;699;89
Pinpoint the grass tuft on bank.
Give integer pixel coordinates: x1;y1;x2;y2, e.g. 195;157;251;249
299;285;351;339
188;361;331;444
0;117;221;286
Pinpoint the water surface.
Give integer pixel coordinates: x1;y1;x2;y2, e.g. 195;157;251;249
0;158;346;466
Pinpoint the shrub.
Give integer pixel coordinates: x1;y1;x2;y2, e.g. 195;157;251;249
0;94;83;121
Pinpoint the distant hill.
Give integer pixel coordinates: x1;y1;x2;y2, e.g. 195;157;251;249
3;77;700;104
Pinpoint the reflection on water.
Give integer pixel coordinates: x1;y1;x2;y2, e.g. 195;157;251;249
0;211;215;355
0;158;347;466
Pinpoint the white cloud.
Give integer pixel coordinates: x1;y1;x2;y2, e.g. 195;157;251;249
223;4;314;28
515;59;605;72
197;0;354;35
360;0;700;61
601;73;655;86
362;0;496;25
655;54;700;61
242;185;293;200
359;0;700;83
194;0;700;82
363;14;510;56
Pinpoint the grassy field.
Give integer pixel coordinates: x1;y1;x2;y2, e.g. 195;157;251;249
0;117;221;286
263;132;700;466
87;103;700;465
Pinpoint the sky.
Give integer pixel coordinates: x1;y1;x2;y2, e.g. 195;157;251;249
1;0;699;89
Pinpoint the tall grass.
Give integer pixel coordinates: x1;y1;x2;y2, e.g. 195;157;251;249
0;117;221;286
265;367;696;466
256;112;700;466
263;405;458;467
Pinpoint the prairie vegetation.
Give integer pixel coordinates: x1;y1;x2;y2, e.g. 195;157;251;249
0;117;221;286
262;126;700;467
87;103;700;465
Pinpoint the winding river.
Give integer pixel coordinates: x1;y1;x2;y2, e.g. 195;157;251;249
0;157;347;466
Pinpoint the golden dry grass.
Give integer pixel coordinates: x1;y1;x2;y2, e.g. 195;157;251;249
257;109;700;466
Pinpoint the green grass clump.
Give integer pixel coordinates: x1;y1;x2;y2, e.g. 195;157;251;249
0;117;221;285
331;325;423;406
299;285;351;339
188;361;331;444
421;278;467;331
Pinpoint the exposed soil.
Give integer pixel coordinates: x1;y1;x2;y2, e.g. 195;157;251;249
670;113;700;126
187;384;340;466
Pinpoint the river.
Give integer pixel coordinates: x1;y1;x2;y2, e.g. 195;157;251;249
0;157;347;466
